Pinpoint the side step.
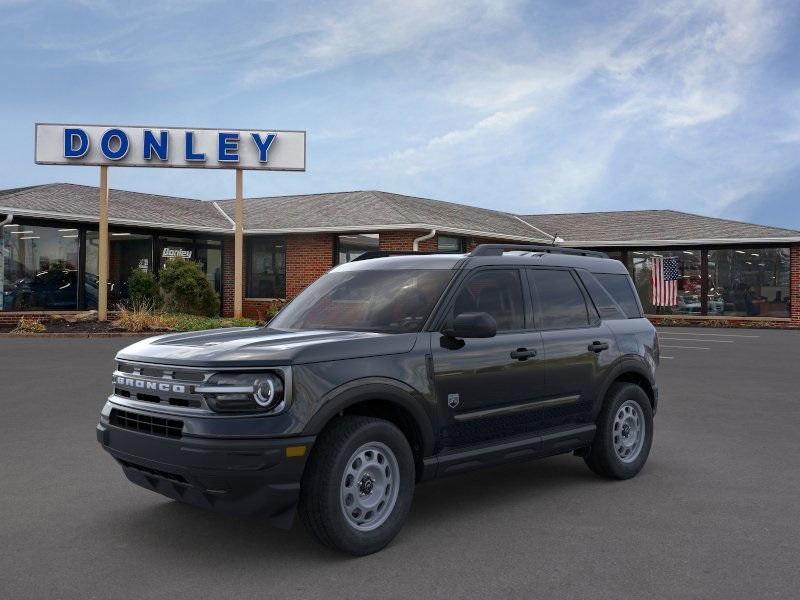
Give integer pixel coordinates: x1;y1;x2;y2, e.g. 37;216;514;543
421;424;595;480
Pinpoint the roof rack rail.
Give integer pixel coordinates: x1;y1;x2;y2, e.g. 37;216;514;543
470;244;608;258
351;250;440;262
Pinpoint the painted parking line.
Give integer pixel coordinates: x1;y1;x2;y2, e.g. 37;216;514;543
659;345;710;350
656;331;760;338
658;337;733;343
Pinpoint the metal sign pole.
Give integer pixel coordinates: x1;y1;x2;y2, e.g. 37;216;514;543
98;166;109;321
234;168;244;319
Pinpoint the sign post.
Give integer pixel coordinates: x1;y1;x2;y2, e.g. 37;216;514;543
234;169;244;319
34;123;306;321
98;166;109;320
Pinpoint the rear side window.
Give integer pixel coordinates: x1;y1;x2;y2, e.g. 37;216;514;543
577;271;626;320
595;273;642;318
529;269;589;329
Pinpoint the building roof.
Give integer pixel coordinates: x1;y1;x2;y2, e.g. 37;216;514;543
1;183;798;245
0;183;231;232
215;190;550;241
519;209;800;245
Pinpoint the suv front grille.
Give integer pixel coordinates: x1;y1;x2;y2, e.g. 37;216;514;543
113;360;210;411
110;408;183;439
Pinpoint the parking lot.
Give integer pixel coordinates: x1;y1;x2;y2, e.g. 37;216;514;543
1;327;799;600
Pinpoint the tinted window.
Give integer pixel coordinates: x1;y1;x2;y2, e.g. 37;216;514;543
530;269;589;328
578;271;626;320
595;273;642;318
449;269;525;331
270;269;453;333
246;237;286;298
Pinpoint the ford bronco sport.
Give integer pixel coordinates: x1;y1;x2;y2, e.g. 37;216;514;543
97;244;658;555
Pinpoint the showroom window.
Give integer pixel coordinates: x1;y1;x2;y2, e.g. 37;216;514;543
707;248;790;318
1;223;80;311
438;235;466;253
85;230;154;309
631;249;702;315
247;236;285;298
336;233;379;264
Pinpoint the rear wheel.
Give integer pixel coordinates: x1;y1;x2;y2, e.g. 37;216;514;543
299;416;414;555
584;383;653;479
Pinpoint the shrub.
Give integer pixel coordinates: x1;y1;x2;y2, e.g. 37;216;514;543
159;259;220;317
127;269;161;308
11;317;46;334
114;304;174;333
170;314;258;332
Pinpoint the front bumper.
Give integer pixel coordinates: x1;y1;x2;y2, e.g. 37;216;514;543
97;408;315;529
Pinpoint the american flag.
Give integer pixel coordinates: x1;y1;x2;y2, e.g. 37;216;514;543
651;256;679;306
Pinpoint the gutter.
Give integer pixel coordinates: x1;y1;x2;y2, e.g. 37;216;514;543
563;237;800;247
413;228;437;251
212;201;236;230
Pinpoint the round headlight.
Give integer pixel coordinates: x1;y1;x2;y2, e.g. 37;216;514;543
254;375;284;409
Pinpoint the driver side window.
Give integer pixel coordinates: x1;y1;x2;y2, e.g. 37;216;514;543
449;269;525;331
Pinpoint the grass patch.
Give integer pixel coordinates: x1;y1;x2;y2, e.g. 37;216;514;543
11;317;46;334
113;305;259;333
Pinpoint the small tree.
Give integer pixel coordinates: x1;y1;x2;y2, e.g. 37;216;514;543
159;259;220;316
127;269;161;309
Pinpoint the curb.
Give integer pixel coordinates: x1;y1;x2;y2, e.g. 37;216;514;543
0;332;163;338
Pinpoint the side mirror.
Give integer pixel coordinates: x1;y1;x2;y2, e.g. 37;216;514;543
442;312;497;339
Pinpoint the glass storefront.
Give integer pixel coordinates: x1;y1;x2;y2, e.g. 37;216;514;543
85;230;154;308
1;223;80;310
631;249;702;315
438;235;466;253
707;248;790;318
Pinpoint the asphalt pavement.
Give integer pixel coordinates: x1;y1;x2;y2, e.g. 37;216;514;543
1;327;799;599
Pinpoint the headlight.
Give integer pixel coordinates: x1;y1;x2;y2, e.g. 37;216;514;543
197;372;285;413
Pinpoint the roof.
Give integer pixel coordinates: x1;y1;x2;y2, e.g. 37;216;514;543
518;210;800;245
215;190;549;241
0;183;231;232
1;183;798;245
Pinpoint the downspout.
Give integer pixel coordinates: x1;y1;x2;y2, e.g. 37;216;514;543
412;228;437;252
0;213;12;227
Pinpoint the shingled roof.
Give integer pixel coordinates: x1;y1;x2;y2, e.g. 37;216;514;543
519;210;800;245
1;183;798;244
0;183;230;232
215;190;549;241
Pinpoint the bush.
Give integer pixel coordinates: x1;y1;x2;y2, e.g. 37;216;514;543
114;304;174;332
127;269;161;308
169;314;259;332
11;317;46;334
158;259;220;317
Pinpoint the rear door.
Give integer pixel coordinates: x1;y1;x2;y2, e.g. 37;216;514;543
431;267;545;447
526;268;617;430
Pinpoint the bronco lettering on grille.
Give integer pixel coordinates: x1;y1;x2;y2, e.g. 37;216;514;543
114;376;186;394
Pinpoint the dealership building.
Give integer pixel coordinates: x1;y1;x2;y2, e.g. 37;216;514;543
1;182;799;328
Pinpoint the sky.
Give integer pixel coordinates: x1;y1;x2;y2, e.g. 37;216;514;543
0;0;799;228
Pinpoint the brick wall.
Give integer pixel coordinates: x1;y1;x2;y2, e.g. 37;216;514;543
791;243;800;325
378;231;509;253
221;237;235;317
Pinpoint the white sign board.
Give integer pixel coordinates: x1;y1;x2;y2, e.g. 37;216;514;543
34;123;306;171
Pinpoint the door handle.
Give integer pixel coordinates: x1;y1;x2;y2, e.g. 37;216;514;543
510;348;537;361
588;341;609;353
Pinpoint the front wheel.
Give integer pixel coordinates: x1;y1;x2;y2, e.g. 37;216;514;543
584;383;654;479
298;416;415;555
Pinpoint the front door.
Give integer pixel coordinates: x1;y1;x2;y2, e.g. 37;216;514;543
431;268;545;448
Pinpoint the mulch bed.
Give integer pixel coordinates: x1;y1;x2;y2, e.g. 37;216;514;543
0;317;169;335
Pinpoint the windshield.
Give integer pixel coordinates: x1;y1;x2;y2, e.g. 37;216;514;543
269;269;454;333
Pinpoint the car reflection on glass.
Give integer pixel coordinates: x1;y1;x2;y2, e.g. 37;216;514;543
3;268;78;310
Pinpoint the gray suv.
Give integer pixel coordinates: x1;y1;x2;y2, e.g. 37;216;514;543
97;244;659;555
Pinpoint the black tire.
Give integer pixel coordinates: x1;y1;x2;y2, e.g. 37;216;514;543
298;416;415;556
584;382;653;479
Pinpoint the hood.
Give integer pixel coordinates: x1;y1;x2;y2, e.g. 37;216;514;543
116;327;419;367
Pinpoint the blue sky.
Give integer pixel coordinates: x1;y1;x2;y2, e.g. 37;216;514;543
1;0;799;228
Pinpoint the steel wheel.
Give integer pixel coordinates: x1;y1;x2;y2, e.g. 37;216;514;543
340;441;400;532
613;399;646;463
